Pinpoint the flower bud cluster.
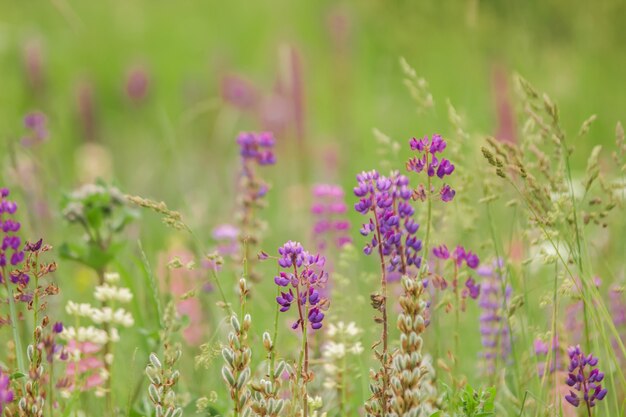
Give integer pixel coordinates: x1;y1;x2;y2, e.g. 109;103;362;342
146;350;184;417
250;331;289;417
389;277;429;417
222;313;253;417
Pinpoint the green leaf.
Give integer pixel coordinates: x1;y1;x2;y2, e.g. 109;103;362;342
10;372;26;380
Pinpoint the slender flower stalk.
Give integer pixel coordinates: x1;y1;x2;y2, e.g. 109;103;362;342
235;132;276;283
13;240;58;417
406;134;456;280
249;330;288;417
272;241;327;417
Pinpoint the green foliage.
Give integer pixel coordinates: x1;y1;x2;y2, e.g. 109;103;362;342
441;384;496;417
60;180;138;270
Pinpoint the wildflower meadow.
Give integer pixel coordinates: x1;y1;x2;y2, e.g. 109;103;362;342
1;1;626;416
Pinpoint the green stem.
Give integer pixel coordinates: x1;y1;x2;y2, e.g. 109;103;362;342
209;267;233;316
4;277;26;375
97;268;113;414
269;287;280;384
372;210;389;417
454;264;459;378
420;155;433;281
293;262;308;417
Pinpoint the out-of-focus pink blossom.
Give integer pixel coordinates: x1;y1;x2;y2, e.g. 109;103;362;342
21;111;48;147
125;65;150;103
22;39;45;95
311;184;351;252
221;74;259;110
64;341;106;392
492;65;516;144
75;81;98;142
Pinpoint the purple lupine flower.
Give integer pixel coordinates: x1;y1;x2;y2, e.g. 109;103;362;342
565;345;608;409
465;277;480;299
406;134;456;202
0;188;25;280
237;131;276;166
0;371;14;413
477;259;511;376
432;244;450;260
311;184;352;251
534;336;561;378
274;241;328;330
430;245;481;310
354;170;422;278
451;246;479;270
53;321;64;334
0;379;11;402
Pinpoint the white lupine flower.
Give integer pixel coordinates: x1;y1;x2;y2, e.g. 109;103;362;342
308;396;323;409
109;328;120;342
66;301;95;317
323;380;336;389
326;323;338;338
322;342;346;360
350;342;364;355
61;326;109;345
345;322;361;337
322;321;364;395
90;307;134;327
323;363;337;374
94;284;133;303
103;272;120;284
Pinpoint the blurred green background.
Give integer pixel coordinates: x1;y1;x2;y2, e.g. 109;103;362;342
1;0;625;414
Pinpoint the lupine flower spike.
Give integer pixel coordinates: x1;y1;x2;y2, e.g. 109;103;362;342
477;260;511;378
273;241;328;417
564;345;607;414
236;131;276;282
406;134;456;203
